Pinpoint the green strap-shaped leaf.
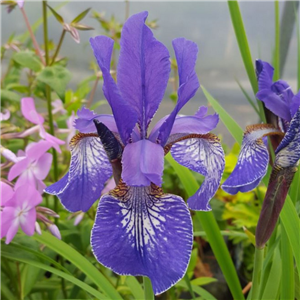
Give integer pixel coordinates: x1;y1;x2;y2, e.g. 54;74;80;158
32;231;123;300
1;251;107;300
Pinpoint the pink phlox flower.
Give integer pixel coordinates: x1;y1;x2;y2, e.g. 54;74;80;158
21;97;65;152
0;109;10;121
1;185;42;244
0;181;14;207
8;140;53;193
52;99;67;115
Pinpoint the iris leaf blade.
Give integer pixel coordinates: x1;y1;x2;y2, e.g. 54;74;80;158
125;277;144;300
227;0;265;122
1;251;107;300
31;231;124;300
201;85;243;144
165;154;245;300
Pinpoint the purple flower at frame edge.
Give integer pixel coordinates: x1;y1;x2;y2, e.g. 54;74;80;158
222;60;300;248
45;11;225;294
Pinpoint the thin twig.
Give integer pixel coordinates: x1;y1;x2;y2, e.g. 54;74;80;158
20;7;46;65
87;75;100;108
51;29;66;65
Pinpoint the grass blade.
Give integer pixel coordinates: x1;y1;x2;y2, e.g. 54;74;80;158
281;226;295;300
202;85;243;144
1;251;107;299
165;154;245;300
227;0;265;121
125;277;144;300
32;231;123;300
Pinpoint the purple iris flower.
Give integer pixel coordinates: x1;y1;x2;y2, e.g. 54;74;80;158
45;11;225;294
222;60;300;247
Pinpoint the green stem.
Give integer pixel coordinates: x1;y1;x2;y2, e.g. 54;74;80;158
250;247;264;300
281;226;294;300
143;277;154;300
20;7;45;65
51;29;66;65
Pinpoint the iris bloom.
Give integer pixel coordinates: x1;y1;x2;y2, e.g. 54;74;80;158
46;11;225;294
222;60;300;247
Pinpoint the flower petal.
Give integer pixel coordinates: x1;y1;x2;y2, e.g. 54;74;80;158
275;106;300;168
19;208;36;236
12;185;42;209
117;11;170;137
157;38;200;146
291;91;300;119
74;107;118;134
26;140;52;161
222;125;283;194
255;108;300;248
0;182;14;206
90;36;138;144
8;157;30;181
149;107;219;142
33;153;52;180
170;134;225;210
122;139;164;187
45;133;112;212
256;59;274;90
91;182;193;295
21;97;44;125
1;207;16;239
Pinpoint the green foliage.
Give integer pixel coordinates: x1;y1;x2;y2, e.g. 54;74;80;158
37;65;71;100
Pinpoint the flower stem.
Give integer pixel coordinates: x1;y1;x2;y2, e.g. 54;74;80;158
143;277;154;300
42;1;59;187
51;29;66;65
20;7;45;65
250;247;264;300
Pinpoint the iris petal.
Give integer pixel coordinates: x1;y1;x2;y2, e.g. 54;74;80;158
45;133;112;212
91;182;193;295
275;106;300;168
117;11;170;137
170;134;225;210
256;59;274;90
122;140;164;187
90;36;137;144
222;125;283;194
157;38;200;146
74;107;118;134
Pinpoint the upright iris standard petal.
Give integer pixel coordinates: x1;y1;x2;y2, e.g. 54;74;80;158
290;91;300;117
45;133;112;212
256;107;300;248
117;11;170;137
170;134;225;210
90;36;138;144
74;107;118;134
157;38;200;146
256;59;274;90
91;182;193;295
222;125;283;194
122;139;164;187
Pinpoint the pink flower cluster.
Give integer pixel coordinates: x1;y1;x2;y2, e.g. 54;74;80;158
1;97;69;243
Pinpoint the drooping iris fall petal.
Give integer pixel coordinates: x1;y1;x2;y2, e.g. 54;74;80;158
45;133;112;212
91;182;193;295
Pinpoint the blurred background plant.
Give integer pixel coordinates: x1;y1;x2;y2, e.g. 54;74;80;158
1;1;300;300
